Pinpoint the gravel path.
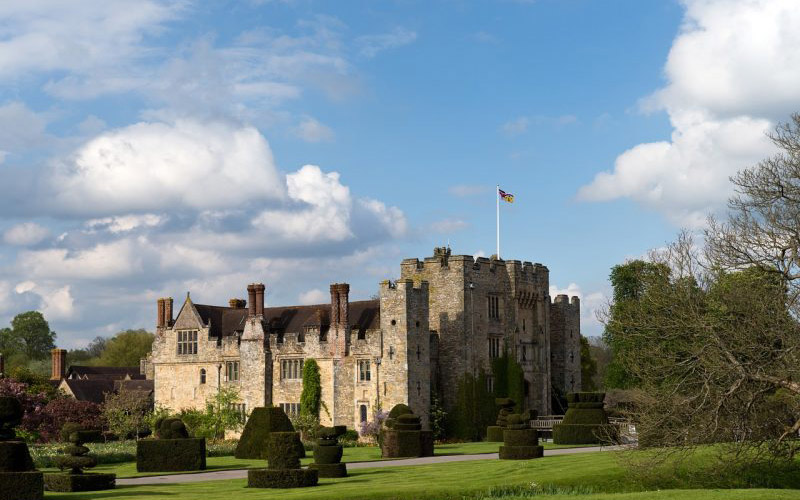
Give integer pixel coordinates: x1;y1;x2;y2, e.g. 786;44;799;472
118;445;618;486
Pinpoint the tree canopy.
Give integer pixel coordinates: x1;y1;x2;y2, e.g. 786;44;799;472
95;329;154;367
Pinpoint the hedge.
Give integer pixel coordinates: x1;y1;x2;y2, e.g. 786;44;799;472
234;407;295;459
136;438;206;472
0;441;35;472
486;426;504;442
247;468;318;488
43;473;115;492
309;462;347;478
312;445;342;464
267;432;301;470
502;429;540;447
499;445;543;460
0;471;43;500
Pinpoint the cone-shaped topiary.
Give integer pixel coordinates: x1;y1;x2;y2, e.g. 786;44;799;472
136;417;206;472
235;407;296;459
553;392;616;444
44;424;115;492
247;431;318;488
0;396;43;500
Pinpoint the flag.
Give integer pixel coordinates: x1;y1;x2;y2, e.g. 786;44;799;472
498;188;514;203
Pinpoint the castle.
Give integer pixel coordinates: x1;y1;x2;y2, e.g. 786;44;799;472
149;248;581;430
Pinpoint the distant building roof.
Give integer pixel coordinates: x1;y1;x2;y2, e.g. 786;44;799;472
59;379;115;404
65;366;144;381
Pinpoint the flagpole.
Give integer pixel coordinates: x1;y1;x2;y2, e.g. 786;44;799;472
496;184;500;259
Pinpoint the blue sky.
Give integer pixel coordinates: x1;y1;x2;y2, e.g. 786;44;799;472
0;0;797;347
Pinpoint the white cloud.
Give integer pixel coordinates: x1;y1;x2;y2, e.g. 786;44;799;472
14;281;75;320
298;288;326;305
86;214;165;233
253;165;352;242
356;28;417;58
0;1;182;94
358;199;408;238
293;117;334;142
0;102;51;154
3;222;50;246
52;120;285;215
501;117;529;137
579;0;800;227
17;239;141;280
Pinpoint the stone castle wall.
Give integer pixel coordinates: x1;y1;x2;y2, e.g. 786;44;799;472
549;295;581;397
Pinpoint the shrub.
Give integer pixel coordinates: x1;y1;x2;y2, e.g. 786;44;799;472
234;407;294;459
553;392;612;445
0;471;43;500
359;409;387;444
40;398;103;443
136;438;206;472
177;386;244;439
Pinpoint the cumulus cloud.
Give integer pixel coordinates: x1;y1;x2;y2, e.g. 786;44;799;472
430;218;468;234
15;281;75;320
356;28;417;58
52;120;285;215
17;239;142;280
579;0;800;227
86;214;165;233
3;222;50;246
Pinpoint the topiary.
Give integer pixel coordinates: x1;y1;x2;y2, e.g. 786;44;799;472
235;407;295;459
0;397;23;441
154;418;189;439
52;426;97;475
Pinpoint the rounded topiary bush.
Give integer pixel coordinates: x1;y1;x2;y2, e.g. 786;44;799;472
0;397;23;440
553;392;613;445
155;418;189;439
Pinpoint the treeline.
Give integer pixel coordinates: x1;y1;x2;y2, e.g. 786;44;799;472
0;310;154;375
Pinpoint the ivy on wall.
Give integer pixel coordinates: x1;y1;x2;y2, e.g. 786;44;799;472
300;358;321;418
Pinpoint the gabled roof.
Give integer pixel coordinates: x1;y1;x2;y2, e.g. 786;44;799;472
60;378;115;404
114;379;154;394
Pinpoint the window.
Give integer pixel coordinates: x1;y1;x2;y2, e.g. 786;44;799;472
226;361;240;382
280;403;300;416
358;359;371;382
360;404;368;423
488;296;500;319
200;368;206;384
281;359;303;380
489;337;501;359
486;375;494;393
177;330;198;355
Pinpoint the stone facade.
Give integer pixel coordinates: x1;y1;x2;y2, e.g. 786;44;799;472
149;248;580;431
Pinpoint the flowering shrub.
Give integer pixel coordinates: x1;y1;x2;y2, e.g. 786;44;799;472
40;398;104;442
359;409;388;444
0;377;49;441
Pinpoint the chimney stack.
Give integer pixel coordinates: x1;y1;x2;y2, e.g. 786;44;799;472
247;284;257;317
157;298;165;328
330;283;350;327
164;297;173;327
254;283;265;317
50;348;67;381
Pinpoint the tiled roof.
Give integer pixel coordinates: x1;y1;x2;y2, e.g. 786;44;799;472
66;366;143;380
62;379;115;404
192;299;380;337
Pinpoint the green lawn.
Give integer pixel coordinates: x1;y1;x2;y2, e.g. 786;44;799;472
42;441;591;479
41;449;800;500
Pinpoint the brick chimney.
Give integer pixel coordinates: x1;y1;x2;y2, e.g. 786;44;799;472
164;297;173;327
50;348;67;381
247;284;257;317
157;298;165;328
330;283;350;356
254;283;265;317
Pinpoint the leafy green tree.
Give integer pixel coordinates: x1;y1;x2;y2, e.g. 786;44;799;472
103;388;153;439
580;336;598;391
602;260;670;389
95;329;154;367
10;311;56;360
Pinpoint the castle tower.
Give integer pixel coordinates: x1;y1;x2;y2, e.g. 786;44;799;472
240;283;271;409
550;294;581;400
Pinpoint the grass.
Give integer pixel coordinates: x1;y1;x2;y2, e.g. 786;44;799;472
40;448;800;500
41;441;591;478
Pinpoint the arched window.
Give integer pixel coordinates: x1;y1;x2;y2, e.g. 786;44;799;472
200;368;206;384
360;404;368;423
